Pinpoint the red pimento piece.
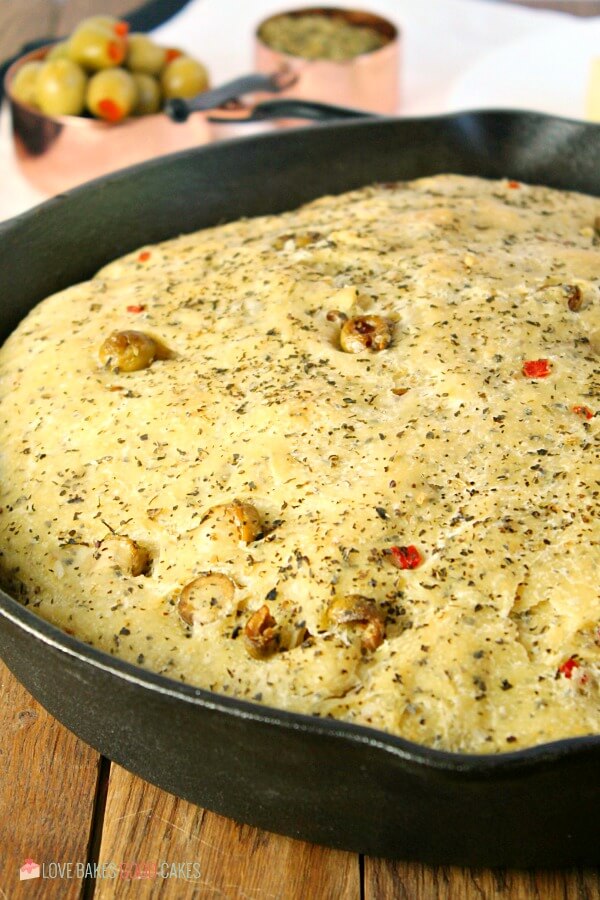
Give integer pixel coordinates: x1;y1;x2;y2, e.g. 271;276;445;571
126;304;145;313
165;48;182;62
507;180;520;189
558;656;580;679
522;359;551;379
572;405;594;420
390;545;422;570
98;97;125;122
108;40;125;63
138;251;151;262
114;21;129;36
98;98;125;122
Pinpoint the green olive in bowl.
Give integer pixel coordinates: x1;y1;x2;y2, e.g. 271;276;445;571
126;34;167;76
68;21;127;71
161;56;210;99
86;68;138;122
35;58;87;116
131;73;162;116
10;61;43;107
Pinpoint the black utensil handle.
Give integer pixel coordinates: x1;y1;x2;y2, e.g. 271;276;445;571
257;99;375;122
210;99;378;124
166;73;289;122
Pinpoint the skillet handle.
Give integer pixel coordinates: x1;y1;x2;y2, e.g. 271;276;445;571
208;98;379;124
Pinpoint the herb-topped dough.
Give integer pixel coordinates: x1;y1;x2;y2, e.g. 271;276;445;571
0;174;598;753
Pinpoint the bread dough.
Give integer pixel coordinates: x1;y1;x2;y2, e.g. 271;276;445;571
0;174;598;753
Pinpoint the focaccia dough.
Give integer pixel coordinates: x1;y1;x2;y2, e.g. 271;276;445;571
0;174;598;753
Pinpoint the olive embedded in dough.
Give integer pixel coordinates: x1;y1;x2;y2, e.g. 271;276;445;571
273;231;324;250
177;573;236;627
339;315;393;353
206;501;263;544
327;595;385;651
326;309;348;323
244;604;280;658
95;534;150;576
99;330;158;372
565;284;582;311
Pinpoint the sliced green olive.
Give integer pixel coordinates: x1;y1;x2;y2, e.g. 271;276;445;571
86;68;138;121
99;330;158;372
131;72;162;116
327;595;385;651
177;573;236;627
205;500;263;544
126;34;167;76
339;315;393;353
68;22;127;70
161;56;209;99
95;534;150;576
244;604;280;658
35;58;87;116
10;61;43;107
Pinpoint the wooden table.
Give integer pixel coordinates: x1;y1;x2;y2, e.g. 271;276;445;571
1;2;599;897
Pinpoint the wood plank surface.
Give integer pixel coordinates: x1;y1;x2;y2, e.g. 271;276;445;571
365;859;600;900
0;661;101;900
94;764;360;900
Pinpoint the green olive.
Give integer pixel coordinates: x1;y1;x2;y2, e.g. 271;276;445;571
177;573;236;627
96;534;150;576
126;34;167;76
131;73;162;115
68;22;127;70
86;68;138;122
327;595;385;651
99;330;158;372
35;59;87;116
10;61;43;107
46;41;70;61
339;315;393;353
161;56;209;99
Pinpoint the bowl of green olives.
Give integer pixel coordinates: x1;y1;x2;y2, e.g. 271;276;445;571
5;14;213;194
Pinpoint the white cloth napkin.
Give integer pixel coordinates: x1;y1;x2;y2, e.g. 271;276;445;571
0;0;590;221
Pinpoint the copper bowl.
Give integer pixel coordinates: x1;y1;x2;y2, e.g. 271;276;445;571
255;6;400;115
5;45;218;195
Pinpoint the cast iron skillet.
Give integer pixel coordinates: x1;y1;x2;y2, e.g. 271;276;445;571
0;111;599;867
